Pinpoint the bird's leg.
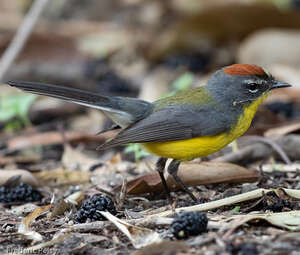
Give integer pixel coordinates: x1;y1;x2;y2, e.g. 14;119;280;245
155;157;171;197
167;159;197;202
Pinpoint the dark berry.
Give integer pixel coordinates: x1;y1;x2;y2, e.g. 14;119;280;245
75;194;116;223
268;199;291;212
0;183;42;204
170;211;208;239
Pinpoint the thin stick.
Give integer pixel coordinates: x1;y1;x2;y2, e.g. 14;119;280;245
0;0;50;82
247;135;291;164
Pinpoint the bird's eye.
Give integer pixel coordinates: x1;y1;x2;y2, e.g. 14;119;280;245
247;83;259;93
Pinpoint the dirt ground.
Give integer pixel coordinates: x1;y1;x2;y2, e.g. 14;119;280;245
1;1;300;254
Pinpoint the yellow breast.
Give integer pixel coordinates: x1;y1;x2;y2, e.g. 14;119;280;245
143;95;267;160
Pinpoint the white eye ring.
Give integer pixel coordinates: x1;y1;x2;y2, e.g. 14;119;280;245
249;88;258;93
246;82;259;93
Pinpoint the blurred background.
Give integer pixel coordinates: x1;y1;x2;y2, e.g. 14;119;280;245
1;0;300;158
1;2;300;253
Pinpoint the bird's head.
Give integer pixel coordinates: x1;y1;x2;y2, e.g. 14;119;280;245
206;64;291;106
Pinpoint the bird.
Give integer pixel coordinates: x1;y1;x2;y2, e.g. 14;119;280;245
7;64;291;202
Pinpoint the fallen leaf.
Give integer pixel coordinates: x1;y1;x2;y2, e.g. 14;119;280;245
222;210;300;239
34;169;90;186
264;121;300;138
262;211;300;230
49;191;84;218
0;169;38;187
282;189;300;200
0;155;40;165
6;130;117;151
118;162;258;195
100;211;162;249
18;204;51;242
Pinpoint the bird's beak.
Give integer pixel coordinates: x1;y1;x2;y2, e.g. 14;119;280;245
271;81;292;90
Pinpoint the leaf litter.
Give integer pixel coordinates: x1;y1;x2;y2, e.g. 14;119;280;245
2;1;300;254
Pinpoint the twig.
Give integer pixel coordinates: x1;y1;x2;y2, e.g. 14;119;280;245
70;222;110;232
243;135;291;164
0;0;50;82
213;135;297;165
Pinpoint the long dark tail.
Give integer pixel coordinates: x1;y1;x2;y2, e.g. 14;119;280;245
7;81;153;127
7;81;118;111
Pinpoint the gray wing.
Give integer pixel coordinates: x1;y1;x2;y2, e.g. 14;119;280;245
99;105;232;149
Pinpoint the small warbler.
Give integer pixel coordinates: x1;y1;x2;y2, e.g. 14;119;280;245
7;64;291;201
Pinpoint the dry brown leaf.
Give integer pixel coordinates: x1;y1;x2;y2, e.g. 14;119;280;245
33;169;90;186
221;210;300;239
7;130;118;151
0;155;40;165
49;191;84;218
18;204;51;242
119;162;258;195
0;169;38;186
100;211;162;249
264;121;300;138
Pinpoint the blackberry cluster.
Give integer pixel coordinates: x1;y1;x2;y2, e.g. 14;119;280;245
170;211;208;239
262;192;291;212
75;194;116;223
0;183;42;204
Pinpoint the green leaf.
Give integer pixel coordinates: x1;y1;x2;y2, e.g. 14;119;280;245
232;206;240;213
172;72;194;92
124;143;150;161
0;94;37;129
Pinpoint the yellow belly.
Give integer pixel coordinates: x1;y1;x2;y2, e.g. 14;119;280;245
143;96;267;160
